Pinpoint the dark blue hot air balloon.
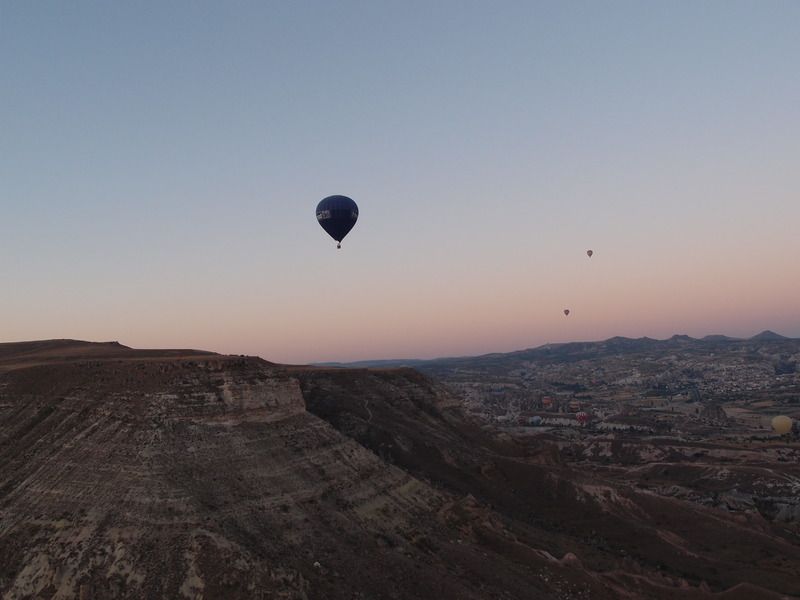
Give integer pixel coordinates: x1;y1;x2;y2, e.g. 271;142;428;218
316;195;358;249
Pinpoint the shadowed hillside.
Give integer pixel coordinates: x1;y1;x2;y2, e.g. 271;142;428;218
296;367;800;599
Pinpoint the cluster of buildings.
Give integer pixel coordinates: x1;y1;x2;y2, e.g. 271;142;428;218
441;341;800;437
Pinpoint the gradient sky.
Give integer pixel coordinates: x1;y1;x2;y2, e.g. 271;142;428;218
2;1;799;363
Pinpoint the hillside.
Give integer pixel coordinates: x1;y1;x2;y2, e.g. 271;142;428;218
1;341;799;598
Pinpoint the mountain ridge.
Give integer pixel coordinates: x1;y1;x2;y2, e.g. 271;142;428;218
318;330;797;369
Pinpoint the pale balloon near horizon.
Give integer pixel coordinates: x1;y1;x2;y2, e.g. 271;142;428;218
771;415;793;435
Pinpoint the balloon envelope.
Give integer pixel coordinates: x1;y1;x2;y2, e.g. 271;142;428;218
587;250;593;257
316;195;358;244
772;415;793;435
563;309;570;316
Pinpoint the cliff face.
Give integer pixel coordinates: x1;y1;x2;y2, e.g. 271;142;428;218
0;343;596;600
1;342;799;599
0;347;448;599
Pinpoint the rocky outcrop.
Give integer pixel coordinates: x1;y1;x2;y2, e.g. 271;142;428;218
0;344;605;599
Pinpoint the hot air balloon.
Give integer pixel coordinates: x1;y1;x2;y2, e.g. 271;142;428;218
576;411;589;426
316;195;358;249
586;250;593;258
529;416;543;426
772;415;793;435
563;309;570;316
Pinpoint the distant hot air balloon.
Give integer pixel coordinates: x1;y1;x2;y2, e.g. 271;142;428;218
772;415;793;435
576;411;589;426
563;309;570;316
316;195;358;249
586;250;593;258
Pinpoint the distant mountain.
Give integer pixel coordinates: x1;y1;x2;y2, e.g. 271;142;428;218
604;336;635;343
750;330;789;341
322;331;798;370
669;334;695;342
701;334;740;342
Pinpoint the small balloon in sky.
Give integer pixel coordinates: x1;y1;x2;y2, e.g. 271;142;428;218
316;195;359;249
586;249;593;258
563;309;570;316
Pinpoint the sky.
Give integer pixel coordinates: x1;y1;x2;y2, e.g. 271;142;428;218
2;1;799;363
